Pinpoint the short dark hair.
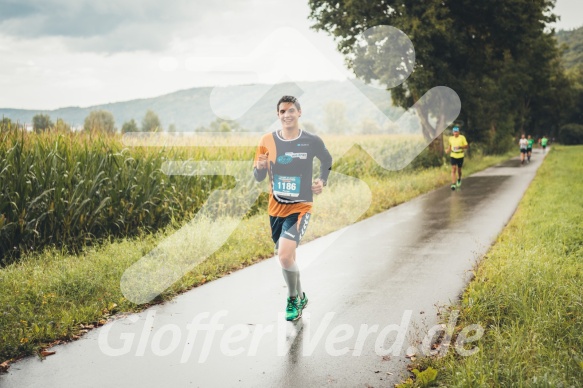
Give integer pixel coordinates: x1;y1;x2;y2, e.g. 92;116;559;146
277;95;301;111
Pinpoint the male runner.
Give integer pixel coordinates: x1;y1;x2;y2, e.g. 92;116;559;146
445;126;468;191
526;135;534;163
541;135;548;153
519;134;528;164
253;96;332;321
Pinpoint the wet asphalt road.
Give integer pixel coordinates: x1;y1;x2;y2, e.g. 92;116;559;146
0;150;548;388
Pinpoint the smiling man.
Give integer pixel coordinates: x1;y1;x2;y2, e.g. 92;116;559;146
253;95;332;321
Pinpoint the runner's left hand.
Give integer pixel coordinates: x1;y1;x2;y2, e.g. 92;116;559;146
311;179;324;195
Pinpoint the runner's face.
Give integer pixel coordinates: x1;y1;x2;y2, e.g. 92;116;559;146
277;102;301;130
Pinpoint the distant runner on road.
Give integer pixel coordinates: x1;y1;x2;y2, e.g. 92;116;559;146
519;134;528;165
541;135;548;153
445;126;468;191
527;135;534;163
253;95;332;321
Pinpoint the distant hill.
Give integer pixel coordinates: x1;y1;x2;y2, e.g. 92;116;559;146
0;80;408;133
556;26;583;70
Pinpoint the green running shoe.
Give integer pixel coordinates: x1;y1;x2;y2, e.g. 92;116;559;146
285;297;301;321
296;292;308;311
457;179;462;187
451;184;456;191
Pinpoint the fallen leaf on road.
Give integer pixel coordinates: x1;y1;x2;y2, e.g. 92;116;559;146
0;361;9;373
40;350;56;357
405;348;417;358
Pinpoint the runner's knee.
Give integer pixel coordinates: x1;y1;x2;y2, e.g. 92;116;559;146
278;240;296;267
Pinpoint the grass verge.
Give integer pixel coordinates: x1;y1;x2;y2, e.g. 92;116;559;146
0;150;513;365
408;145;583;386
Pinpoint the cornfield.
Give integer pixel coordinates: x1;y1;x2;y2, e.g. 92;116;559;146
0;128;429;265
0;128;257;264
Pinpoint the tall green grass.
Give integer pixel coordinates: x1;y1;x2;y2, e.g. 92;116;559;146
0;129;255;264
418;145;583;386
0;129;438;264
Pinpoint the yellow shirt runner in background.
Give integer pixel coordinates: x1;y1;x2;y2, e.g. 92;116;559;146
449;135;468;159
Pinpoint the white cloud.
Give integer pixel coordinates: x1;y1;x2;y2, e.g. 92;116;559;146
5;0;577;110
0;0;249;52
0;14;351;109
0;0;354;109
553;0;583;30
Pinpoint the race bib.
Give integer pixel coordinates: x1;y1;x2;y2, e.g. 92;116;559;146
273;175;301;198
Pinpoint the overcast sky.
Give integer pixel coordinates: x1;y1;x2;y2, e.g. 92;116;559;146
0;0;581;110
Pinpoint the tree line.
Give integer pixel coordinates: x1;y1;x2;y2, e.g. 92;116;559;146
9;109;164;134
1;111;251;135
308;0;583;152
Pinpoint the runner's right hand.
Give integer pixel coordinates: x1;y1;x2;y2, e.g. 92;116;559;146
257;154;268;170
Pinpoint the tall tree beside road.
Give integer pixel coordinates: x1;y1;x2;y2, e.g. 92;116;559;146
557;27;583;134
308;0;564;154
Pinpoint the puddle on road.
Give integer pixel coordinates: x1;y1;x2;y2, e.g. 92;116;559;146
494;159;523;168
324;175;512;260
409;175;512;242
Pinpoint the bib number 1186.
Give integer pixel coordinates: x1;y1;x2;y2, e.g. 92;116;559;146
277;181;296;191
273;175;301;198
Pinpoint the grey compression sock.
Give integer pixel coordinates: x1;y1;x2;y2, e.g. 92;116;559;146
296;270;303;299
282;262;299;298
